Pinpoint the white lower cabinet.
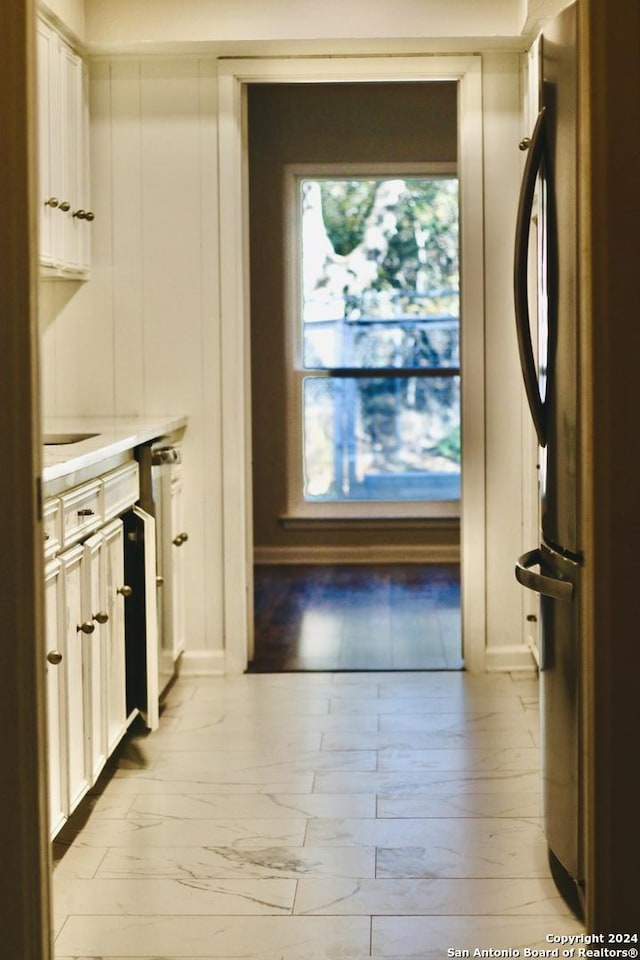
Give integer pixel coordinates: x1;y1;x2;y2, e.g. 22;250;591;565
44;463;138;838
82;519;128;783
82;532;109;783
44;559;68;837
156;459;188;692
169;468;187;660
100;519;128;755
61;544;91;814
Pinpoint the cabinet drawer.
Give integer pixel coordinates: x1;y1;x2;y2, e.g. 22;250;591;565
102;461;139;521
43;497;62;558
60;480;102;547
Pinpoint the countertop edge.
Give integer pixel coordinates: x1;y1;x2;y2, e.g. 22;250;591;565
42;415;188;484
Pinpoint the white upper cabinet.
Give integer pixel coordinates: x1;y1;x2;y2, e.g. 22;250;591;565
37;15;92;278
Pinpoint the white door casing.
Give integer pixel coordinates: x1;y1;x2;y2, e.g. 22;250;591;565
217;55;486;673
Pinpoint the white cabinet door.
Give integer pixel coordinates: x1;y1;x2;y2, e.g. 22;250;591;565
60;40;90;273
101;519;128;753
82;521;129;777
44;558;68;838
169;468;187;659
37;16;91;276
37;18;60;268
83;533;108;783
156;460;188;692
61;544;91;811
154;471;174;693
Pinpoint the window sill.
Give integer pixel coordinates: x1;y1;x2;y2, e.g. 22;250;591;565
279;512;460;531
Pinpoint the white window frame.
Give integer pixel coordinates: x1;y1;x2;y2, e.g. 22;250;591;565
284;161;461;520
218;55;486;674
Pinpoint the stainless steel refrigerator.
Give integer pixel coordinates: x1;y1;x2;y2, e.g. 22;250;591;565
513;1;584;912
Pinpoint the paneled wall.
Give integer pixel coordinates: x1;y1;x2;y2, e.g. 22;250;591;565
481;53;534;669
40;57;225;668
40;48;532;671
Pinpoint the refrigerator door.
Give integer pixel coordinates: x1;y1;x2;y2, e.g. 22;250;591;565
516;541;581;887
539;1;579;556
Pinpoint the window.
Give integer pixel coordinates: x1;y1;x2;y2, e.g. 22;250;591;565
285;164;460;519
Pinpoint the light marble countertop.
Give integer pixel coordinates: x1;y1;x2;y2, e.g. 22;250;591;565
42;415;187;484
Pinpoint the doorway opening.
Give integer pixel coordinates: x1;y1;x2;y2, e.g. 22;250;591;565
217;56;485;675
247;82;464;672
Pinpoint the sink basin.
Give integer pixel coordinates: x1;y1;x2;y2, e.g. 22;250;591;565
43;432;99;446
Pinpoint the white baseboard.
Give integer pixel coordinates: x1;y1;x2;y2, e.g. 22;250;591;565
177;649;226;676
485;644;537;673
253;544;460;564
176;643;533;676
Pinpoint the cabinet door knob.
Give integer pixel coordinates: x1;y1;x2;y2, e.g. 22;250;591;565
77;507;95;517
59;201;71;212
77;620;95;634
47;650;63;665
85;211;95;222
173;532;189;547
93;611;109;624
155;575;165;586
117;584;133;597
73;209;89;220
44;197;59;208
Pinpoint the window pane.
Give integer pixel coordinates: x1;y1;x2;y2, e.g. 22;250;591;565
304;314;460;370
301;177;459;370
303;376;461;502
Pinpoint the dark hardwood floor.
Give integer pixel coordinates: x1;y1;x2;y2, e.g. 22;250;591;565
250;563;462;672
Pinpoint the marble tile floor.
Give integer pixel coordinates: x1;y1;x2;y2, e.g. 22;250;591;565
52;670;585;959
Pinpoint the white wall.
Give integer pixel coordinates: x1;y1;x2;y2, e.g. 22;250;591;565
85;0;522;46
482;52;535;670
520;0;575;37
41;0;85;41
40;56;225;669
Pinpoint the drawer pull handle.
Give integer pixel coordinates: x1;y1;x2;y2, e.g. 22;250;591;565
117;584;133;598
93;611;109;624
173;532;189;547
77;507;95;517
77;621;95;635
47;650;63;665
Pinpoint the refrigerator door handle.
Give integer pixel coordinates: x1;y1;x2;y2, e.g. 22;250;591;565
515;548;573;601
514;107;548;448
